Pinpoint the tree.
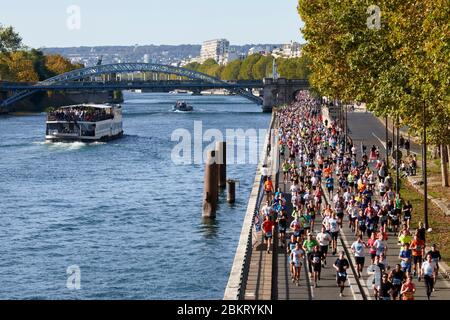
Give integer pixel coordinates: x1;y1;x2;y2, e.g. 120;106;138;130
45;54;83;76
3;51;39;82
252;55;272;79
0;24;22;53
238;54;262;80
221;60;242;80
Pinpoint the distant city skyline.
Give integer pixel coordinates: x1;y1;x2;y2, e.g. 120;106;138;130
0;0;305;48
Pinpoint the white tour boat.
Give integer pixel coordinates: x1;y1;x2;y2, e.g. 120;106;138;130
46;104;123;142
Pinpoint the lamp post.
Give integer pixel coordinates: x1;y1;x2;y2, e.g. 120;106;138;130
423;101;429;230
396;115;400;194
385;116;389;168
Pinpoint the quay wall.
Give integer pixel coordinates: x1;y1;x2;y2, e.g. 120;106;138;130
223;109;279;300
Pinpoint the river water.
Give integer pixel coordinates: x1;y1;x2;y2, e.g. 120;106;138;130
0;92;270;299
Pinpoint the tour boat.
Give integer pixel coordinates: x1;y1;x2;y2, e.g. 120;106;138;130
46;104;123;142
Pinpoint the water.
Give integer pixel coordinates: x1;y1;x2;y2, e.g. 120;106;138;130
0;92;270;299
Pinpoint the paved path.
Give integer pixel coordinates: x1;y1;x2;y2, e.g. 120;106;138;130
242;109;450;300
340;111;450;300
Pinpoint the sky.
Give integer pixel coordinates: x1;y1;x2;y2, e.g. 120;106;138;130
0;0;305;48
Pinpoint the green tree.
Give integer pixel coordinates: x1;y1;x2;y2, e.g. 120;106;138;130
221;60;242;80
252;55;272;79
0;24;22;53
238;54;262;80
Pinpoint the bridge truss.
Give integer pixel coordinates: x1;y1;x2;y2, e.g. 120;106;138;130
0;63;264;109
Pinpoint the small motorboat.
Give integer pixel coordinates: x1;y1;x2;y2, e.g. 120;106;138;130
173;101;193;112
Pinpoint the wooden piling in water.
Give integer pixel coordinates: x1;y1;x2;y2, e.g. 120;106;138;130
203;150;218;218
216;141;226;188
227;179;236;204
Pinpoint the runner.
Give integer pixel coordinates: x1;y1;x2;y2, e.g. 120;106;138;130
400;275;416;300
399;243;413;274
374;232;388;258
264;176;274;202
327;212;340;255
260;200;274;221
261;215;275;254
287;234;298;281
309;245;324;288
290;242;305;286
410;234;425;278
277;209;288;249
378;273;394;300
389;264;406;300
333;251;350;297
367;230;378;264
325;175;334;198
369;255;385;299
420;253;437;300
402;200;413;230
351;235;367;278
282;159;290;184
302;233;319;277
426;244;442;287
316;226;332;267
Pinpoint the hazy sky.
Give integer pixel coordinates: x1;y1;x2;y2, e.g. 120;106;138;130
0;0;305;48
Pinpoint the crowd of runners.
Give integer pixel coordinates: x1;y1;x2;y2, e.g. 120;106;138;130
259;91;442;300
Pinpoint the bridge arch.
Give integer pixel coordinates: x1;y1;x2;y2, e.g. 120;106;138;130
1;63;263;108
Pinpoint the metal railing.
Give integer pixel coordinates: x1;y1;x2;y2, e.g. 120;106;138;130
231;111;278;300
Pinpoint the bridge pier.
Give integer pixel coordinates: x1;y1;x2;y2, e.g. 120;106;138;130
262;78;310;113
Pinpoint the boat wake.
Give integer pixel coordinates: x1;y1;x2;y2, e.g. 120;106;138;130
34;141;106;151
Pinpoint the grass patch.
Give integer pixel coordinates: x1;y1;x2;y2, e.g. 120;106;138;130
399;177;450;264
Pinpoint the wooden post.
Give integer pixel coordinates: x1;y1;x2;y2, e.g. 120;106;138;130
227;180;236;204
216;141;227;188
203;150;218;218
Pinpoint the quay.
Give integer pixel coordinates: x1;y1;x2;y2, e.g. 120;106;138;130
224;93;450;300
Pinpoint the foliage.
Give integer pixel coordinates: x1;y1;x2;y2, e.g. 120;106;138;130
184;54;311;80
0;24;22;53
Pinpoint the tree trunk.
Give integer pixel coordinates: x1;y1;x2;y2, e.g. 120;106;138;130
441;144;449;187
432;146;439;159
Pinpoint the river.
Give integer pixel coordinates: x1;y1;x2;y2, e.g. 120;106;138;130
0;92;270;299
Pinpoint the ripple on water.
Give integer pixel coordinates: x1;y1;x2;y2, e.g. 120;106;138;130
0;93;270;299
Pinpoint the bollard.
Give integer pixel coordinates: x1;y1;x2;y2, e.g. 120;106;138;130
216;141;226;188
227;179;236;204
203;150;218;218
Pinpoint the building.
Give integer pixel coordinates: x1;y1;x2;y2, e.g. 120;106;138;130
271;41;304;59
200;39;230;65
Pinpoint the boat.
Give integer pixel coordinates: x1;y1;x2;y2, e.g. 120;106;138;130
173;101;193;112
169;89;193;95
46;104;123;142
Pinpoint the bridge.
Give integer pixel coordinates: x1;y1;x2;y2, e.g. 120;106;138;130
0;63;309;113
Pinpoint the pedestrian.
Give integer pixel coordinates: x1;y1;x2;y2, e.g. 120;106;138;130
379;273;394;300
290;242;305;286
317;226;332;267
351;235;367;278
309;245;323;288
400;275;416;300
389;264;406;300
333;251;350;297
402;200;413;229
420;254;437;300
426;244;442;287
411;234;425;278
261;215;275;254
